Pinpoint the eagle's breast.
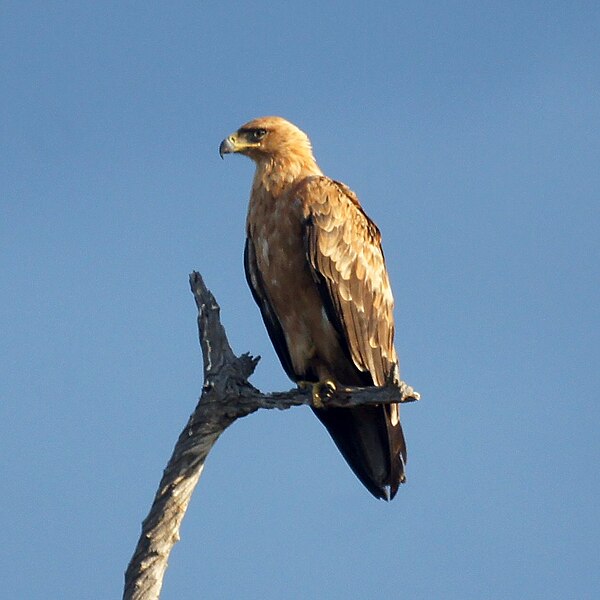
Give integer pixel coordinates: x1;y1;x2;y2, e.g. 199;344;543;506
246;183;343;380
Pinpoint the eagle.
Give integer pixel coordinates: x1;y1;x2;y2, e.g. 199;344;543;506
219;116;407;500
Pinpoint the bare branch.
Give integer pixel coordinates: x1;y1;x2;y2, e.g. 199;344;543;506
123;272;420;599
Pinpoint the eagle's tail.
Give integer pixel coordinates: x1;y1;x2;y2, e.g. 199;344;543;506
312;403;406;500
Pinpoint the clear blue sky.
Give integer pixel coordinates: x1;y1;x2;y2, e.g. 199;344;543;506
1;2;599;599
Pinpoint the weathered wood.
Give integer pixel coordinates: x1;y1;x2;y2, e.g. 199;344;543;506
123;272;420;600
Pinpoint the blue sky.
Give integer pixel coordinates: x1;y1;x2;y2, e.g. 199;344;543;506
1;2;599;599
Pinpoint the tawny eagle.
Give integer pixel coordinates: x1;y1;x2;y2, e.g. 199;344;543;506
219;116;406;500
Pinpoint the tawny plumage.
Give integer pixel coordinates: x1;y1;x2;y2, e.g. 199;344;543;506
220;116;406;500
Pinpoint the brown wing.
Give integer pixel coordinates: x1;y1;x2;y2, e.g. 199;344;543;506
302;177;399;386
299;177;406;499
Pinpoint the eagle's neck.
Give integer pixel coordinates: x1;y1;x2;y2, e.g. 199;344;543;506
252;152;322;199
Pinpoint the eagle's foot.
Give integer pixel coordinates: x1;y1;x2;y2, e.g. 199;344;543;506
312;380;337;408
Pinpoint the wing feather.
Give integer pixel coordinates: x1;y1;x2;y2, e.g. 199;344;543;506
299;176;406;499
301;178;398;386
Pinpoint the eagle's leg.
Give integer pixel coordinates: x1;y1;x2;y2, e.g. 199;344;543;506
296;379;337;408
311;380;337;409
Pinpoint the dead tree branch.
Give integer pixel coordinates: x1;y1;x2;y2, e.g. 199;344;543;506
123;271;420;600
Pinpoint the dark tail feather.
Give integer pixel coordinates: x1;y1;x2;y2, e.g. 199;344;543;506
312;403;406;500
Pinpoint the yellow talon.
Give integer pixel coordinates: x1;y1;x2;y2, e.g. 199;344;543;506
312;380;337;408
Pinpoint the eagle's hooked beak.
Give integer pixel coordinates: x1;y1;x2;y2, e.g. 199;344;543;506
219;135;237;159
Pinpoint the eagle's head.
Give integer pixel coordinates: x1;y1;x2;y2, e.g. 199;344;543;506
219;116;315;165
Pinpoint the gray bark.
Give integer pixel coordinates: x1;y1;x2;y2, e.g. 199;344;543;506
123;271;420;600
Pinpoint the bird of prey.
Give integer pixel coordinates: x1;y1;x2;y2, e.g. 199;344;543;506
219;116;407;500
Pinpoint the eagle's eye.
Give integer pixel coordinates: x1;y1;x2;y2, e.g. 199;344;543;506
252;128;267;141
